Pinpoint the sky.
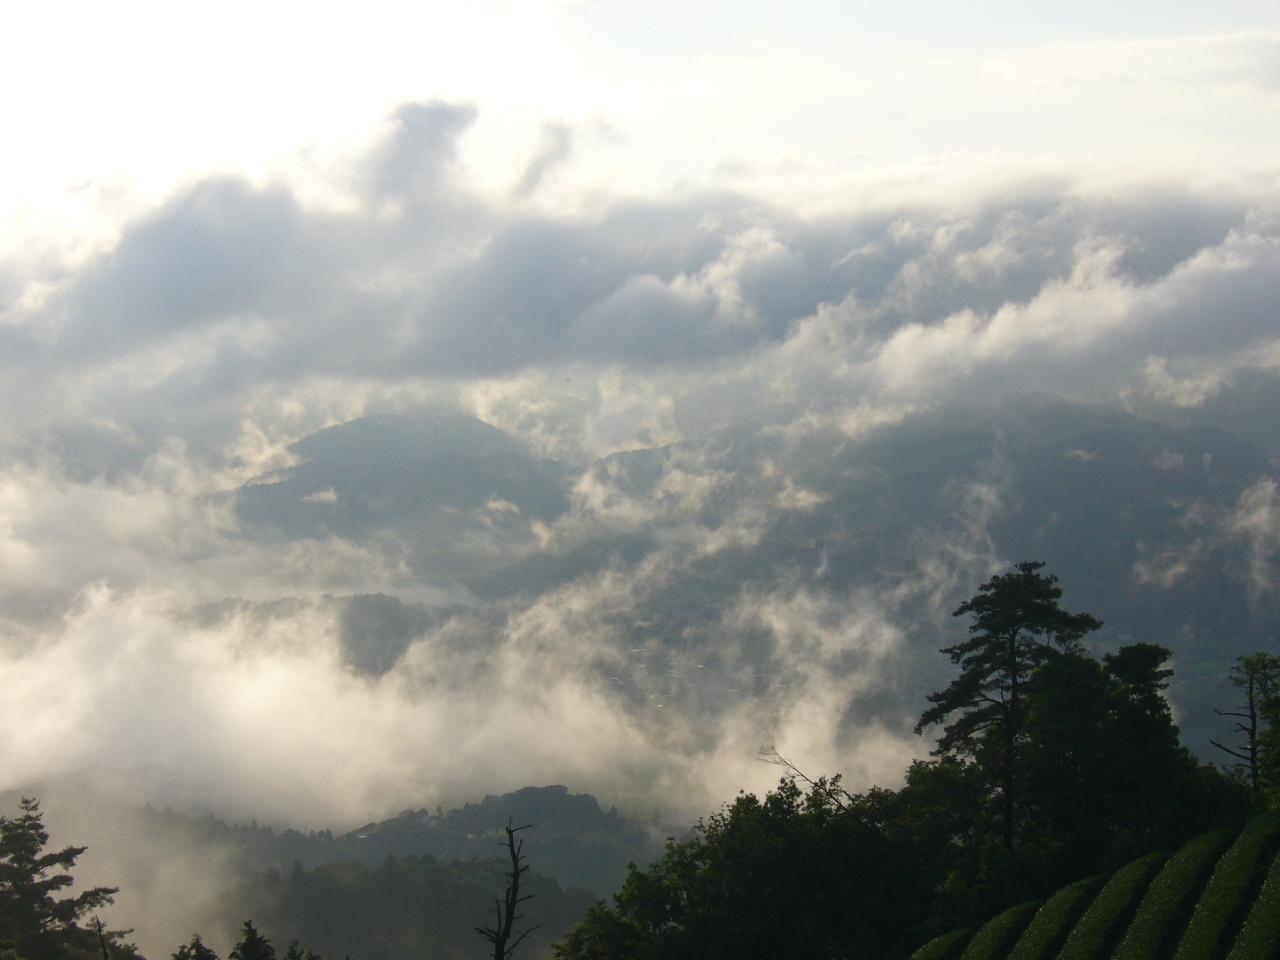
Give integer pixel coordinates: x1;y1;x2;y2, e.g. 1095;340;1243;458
5;1;1280;254
4;8;1280;932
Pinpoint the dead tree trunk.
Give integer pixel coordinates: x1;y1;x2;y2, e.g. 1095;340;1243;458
475;819;539;960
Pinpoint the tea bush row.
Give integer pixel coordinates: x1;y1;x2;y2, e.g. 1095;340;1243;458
1113;829;1233;960
1055;852;1165;960
1171;813;1280;960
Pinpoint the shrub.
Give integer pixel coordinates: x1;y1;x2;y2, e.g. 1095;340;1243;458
910;928;972;960
1113;828;1234;960
1171;812;1280;960
1224;843;1280;960
1055;852;1165;960
1005;876;1103;960
959;902;1040;960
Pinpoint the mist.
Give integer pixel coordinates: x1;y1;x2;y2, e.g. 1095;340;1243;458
4;79;1280;956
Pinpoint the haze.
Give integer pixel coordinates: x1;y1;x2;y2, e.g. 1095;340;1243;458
3;7;1280;950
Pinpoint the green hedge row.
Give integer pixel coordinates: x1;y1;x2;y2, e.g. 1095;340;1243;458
1005;875;1102;960
1171;812;1280;960
1055;852;1165;960
1113;829;1234;960
910;928;973;960
1225;843;1280;960
959;901;1040;960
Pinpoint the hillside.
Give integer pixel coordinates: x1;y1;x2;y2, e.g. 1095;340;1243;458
909;812;1280;960
227;397;1280;760
127;784;664;898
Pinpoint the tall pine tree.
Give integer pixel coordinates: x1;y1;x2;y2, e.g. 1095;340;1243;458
0;798;126;960
915;561;1101;850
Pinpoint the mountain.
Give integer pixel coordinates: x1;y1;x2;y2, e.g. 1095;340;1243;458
229;398;1280;758
234;411;573;578
130;784;663;899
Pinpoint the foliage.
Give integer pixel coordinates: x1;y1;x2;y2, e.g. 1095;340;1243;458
1171;812;1280;960
1212;653;1280;800
225;853;593;960
917;561;1102;850
901;565;1246;932
956;901;1038;960
172;934;221;960
1004;876;1102;960
229;922;275;960
553;776;927;960
0;798;133;960
281;940;320;960
1113;828;1234;960
549;565;1252;960
913;816;1280;960
909;929;972;960
1054;851;1164;960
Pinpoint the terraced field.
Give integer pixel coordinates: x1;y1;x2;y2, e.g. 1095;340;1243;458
909;813;1280;960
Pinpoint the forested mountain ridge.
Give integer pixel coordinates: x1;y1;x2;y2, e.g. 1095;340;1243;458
6;567;1278;960
225;396;1280;760
6;785;664;901
550;567;1277;960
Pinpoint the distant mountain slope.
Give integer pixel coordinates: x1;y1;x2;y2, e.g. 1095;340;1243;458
234;411;573;577
227;397;1280;758
472;395;1278;751
223;853;595;960
136;784;663;898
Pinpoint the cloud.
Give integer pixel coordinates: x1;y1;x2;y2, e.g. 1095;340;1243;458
3;99;1280;890
514;121;575;198
365;100;479;202
1223;478;1280;597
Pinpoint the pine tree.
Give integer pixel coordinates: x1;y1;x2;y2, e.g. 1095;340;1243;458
228;922;275;960
172;934;220;960
0;798;121;960
915;562;1102;850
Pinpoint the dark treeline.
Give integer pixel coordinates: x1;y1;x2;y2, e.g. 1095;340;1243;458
3;563;1279;960
554;563;1277;959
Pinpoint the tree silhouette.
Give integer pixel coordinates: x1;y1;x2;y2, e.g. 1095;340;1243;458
228;922;275;960
475;820;539;960
916;561;1102;850
1211;652;1280;798
172;934;220;960
0;798;123;960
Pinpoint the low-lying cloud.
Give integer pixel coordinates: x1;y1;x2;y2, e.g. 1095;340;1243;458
3;100;1280;867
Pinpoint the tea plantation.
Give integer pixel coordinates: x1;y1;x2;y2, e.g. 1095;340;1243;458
909;813;1280;960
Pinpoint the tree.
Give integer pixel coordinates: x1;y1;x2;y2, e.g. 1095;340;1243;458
281;940;320;960
475;820;538;960
915;561;1102;850
553;778;925;960
1211;652;1280;799
172;935;220;960
228;922;275;960
0;798;125;960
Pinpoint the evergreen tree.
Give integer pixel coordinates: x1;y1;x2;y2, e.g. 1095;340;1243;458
553;777;924;960
0;798;122;960
915;561;1102;850
280;939;320;960
228;922;275;960
172;934;220;960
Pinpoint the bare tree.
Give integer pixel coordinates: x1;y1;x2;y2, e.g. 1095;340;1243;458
91;916;111;960
1211;652;1280;797
759;747;856;811
475;819;539;960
